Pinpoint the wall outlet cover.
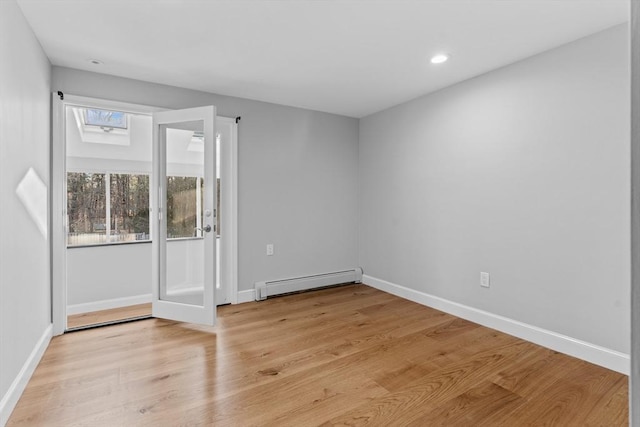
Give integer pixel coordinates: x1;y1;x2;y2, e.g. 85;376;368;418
480;272;490;288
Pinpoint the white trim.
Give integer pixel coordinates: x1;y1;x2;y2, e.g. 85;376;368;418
105;172;111;240
51;93;66;336
216;117;238;305
363;274;630;375
237;289;256;304
229;120;239;304
0;324;52;426
66;294;152;315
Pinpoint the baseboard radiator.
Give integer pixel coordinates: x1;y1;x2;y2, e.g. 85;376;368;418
254;268;363;301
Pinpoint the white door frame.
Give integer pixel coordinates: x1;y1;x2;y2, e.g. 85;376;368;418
216;116;239;305
51;94;238;335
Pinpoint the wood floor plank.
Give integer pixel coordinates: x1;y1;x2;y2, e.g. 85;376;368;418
584;376;629;426
324;339;537;426
490;346;571;397
7;284;628;426
406;381;524;427
498;359;629;425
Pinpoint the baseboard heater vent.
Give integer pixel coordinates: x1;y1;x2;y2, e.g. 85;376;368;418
254;268;363;301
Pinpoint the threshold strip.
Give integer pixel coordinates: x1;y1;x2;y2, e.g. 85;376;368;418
65;315;153;333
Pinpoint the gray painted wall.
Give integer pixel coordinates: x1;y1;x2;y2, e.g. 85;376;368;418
359;24;630;354
0;0;52;405
53;67;360;292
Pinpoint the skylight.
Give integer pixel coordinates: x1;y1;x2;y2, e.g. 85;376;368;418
187;131;205;152
84;108;127;129
71;107;131;146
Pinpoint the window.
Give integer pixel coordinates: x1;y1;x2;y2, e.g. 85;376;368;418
67;173;107;245
84;108;127;130
67;172;150;246
67;171;207;245
166;176;204;238
110;174;150;241
71;107;131;146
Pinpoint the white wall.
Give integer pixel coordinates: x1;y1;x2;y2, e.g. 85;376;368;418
53;67;360;292
66;244;151;307
67;239;205;309
359;24;630;355
66;110;153;174
0;0;51;422
66;109;205;176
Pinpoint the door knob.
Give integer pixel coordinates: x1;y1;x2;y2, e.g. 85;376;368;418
194;225;213;235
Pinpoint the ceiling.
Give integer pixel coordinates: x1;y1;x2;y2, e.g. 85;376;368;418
17;0;629;118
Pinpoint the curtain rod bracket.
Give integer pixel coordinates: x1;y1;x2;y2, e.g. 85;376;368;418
235;116;241;124
57;91;64;100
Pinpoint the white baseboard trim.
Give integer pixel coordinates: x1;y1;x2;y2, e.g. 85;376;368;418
363;275;630;375
0;324;52;426
67;294;152;315
236;289;256;304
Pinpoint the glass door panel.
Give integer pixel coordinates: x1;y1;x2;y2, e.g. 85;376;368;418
152;107;216;325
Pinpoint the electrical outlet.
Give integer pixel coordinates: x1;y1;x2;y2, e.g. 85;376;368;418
266;244;274;256
480;272;490;288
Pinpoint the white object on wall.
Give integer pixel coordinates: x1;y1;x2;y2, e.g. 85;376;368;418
254;268;363;301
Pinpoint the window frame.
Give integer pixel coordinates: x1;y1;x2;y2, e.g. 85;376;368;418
66;171;152;248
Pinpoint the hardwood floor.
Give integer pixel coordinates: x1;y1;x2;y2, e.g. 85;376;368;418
67;303;152;329
8;285;627;426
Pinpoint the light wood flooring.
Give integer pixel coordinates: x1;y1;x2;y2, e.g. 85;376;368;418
67;303;152;329
9;285;628;426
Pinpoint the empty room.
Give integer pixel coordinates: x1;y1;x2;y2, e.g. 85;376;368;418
1;0;639;425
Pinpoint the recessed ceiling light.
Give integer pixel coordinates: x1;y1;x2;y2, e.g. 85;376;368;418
87;59;103;66
430;54;449;64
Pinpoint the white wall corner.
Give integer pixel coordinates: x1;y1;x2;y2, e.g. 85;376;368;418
0;324;52;426
363;275;630;375
354;267;363;283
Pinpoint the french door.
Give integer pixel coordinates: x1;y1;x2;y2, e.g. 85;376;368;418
152;106;217;325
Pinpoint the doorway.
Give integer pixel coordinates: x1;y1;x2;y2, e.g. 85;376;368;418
52;95;237;333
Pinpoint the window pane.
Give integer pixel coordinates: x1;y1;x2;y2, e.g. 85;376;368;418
67;173;107;246
84;108;127;129
110;174;150;242
166;176;199;238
